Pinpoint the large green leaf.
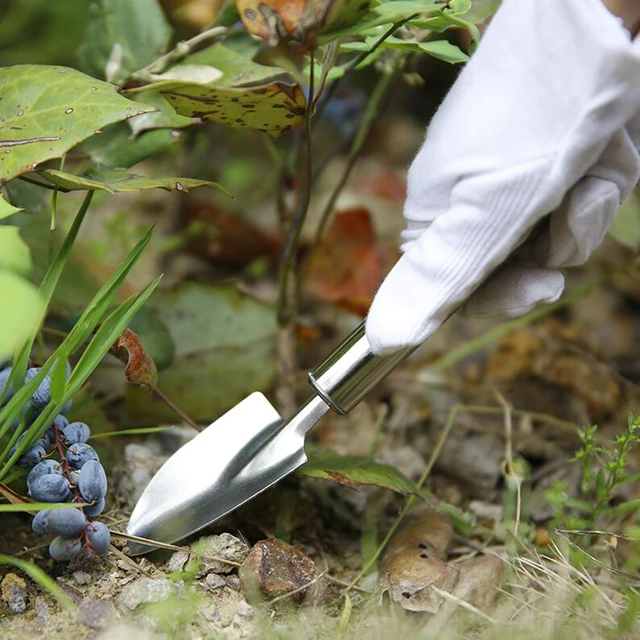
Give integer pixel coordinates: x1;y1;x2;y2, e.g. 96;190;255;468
79;0;172;85
38;168;231;196
0;65;155;185
127;92;198;136
0;226;31;275
79;122;180;169
0;195;21;221
126;283;277;423
298;452;428;498
129;44;306;137
0;271;43;360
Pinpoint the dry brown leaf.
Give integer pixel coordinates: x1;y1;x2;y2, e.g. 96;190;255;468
379;505;459;613
112;328;158;390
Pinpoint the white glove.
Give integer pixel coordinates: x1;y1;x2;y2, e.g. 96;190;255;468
366;0;640;355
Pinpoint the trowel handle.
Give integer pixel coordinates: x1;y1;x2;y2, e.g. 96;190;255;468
308;323;414;415
307;222;548;414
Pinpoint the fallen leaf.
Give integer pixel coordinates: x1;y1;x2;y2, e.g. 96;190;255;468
380;504;459;613
297;451;428;498
112;328;159;389
307;207;399;316
239;539;315;604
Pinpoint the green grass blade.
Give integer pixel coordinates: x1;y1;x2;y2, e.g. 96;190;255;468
91;426;172;439
0;502;88;512
0;554;72;609
11;192;94;389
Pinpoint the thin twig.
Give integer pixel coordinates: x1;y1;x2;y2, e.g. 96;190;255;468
430;586;499;624
275;51;316;415
152;386;201;432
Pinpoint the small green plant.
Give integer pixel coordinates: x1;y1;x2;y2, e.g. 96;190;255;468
546;413;640;535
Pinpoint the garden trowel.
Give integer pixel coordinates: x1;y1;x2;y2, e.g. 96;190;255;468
126;321;415;554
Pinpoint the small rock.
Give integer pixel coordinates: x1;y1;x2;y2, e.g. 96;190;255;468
117;577;173;611
118;444;168;507
78;598;112;630
236;600;254;618
72;571;91;586
196;533;250;575
1;573;28;614
205;574;226;590
167;550;190;573
239;539;315;604
35;597;49;625
159;426;197;453
225;575;242;591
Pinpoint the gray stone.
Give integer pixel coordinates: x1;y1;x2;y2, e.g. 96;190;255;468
72;571;91;586
34;597;49;625
78;598;112;630
236;600;254;618
205;573;226;590
118;444;168;507
167;550;190;573
117;577;173;611
196;533;249;575
1;574;27;614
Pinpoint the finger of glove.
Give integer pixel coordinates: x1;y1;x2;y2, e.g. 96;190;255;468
462;266;565;318
366;157;553;355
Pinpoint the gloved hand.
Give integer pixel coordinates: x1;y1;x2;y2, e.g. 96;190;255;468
366;0;640;355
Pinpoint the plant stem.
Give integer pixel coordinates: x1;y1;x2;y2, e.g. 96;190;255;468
302;64;399;280
152;387;202;432
275;52;315;415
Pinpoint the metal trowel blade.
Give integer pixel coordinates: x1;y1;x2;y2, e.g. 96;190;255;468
126;392;328;555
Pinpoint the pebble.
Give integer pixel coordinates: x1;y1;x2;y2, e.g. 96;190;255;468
239;539;315;604
72;571;91;586
117;577;173;610
196;533;249;575
205;573;226;590
1;573;28;614
34;596;49;625
78;598;112;630
236;600;254;618
167;550;190;573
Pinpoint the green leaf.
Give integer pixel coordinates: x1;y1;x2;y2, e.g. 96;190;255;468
79;122;180;169
298;451;428;498
0;554;72;609
127;92;198;137
38;167;231;196
126;282;277;423
79;0;172;85
0;195;22;220
91;426;171;439
50;349;68;405
388;38;470;63
129;44;306;137
0;272;43;361
0;65;155;186
0;226;31;275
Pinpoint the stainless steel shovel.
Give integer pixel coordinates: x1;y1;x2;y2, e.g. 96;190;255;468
126;321;414;554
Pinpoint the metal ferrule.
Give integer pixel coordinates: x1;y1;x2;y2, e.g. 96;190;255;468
308;322;415;415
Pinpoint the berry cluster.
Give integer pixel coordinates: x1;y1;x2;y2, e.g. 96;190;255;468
2;363;110;561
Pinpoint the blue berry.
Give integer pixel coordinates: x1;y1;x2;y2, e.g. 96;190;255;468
61;422;90;446
0;367;14;405
83;497;105;517
17;443;47;468
47;508;86;537
66;443;99;469
48;536;82;562
25;367;52;409
28;474;70;502
86;521;110;556
27;460;63;489
31;509;50;535
53;415;69;431
78;460;107;503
